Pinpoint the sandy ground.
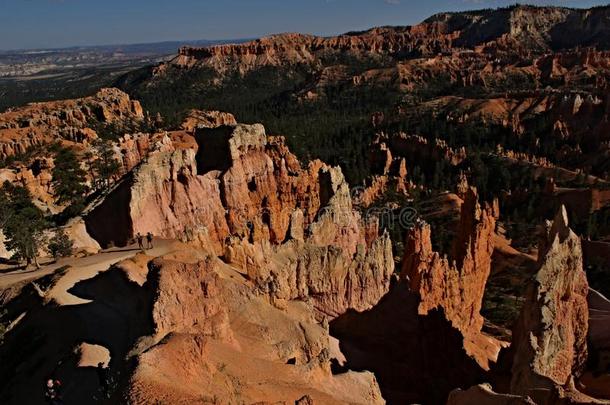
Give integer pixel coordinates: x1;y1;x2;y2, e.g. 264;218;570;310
0;239;177;304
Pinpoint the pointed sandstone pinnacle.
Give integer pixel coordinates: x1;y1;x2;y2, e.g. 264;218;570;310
510;205;593;403
401;187;495;335
400;187;499;367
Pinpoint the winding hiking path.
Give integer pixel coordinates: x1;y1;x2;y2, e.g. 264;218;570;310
0;239;178;304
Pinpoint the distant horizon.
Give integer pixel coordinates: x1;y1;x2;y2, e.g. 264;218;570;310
0;0;607;51
0;38;252;54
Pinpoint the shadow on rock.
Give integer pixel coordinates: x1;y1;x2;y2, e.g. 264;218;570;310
330;281;488;405
0;265;156;404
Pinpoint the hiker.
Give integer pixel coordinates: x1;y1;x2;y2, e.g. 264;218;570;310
44;378;63;405
97;362;110;399
136;233;144;251
146;232;154;250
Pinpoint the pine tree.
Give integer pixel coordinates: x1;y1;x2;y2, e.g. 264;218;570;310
0;186;9;229
48;228;74;259
0;182;47;268
92;140;121;191
52;147;88;208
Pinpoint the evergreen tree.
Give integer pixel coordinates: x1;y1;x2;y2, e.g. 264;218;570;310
48;228;74;259
0;182;47;268
52;147;88;209
92;140;121;191
83;151;98;190
0;186;9;229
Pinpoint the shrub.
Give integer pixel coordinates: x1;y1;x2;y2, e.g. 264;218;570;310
48;229;74;259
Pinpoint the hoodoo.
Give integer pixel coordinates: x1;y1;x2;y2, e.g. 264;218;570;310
3;3;610;405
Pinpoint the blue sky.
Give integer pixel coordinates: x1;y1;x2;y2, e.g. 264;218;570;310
0;0;607;50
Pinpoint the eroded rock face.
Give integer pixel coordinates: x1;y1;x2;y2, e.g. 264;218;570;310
124;251;385;405
416;92;610;178
0;157;55;211
373;132;467;173
86;122;395;318
117;132;174;173
401;187;498;366
86;124;321;247
231;233;394;320
510;206;592;403
196;124;325;245
85;147;228;251
0;238;385;404
180;109;237;133
0;88;144;160
163;6;610;77
147;257;234;342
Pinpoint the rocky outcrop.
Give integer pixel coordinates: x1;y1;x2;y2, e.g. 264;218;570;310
169;29;417;74
117;132;174;173
162;6;610;78
117;109;237;174
0;240;385;404
409;90;610;178
145;257;234;343
86;147;230;252
225;232;394;320
197;124;325;246
0;88;144;160
0;157;55;210
62;218;101;255
510;206;593;403
86;122;394;318
125;252;386;405
87;124;322;248
180;109;237;133
370;132;466;184
401;187;499;366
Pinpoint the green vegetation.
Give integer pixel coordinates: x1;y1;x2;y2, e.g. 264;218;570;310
0;182;47;268
118;64;400;185
52;147;89;216
86;116;157;141
47;228;74;259
90;139;122;191
0;63;147;113
482;284;526;333
0;142;62;170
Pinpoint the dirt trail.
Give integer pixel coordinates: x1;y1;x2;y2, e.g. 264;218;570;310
0;239;182;404
0;239;177;301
